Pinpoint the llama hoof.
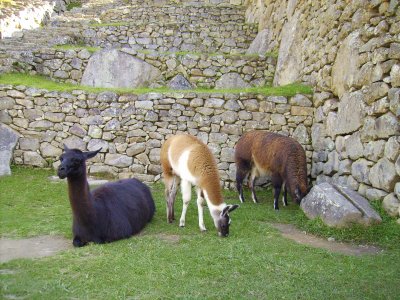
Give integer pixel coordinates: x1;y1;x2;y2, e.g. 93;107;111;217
179;221;185;227
73;237;87;247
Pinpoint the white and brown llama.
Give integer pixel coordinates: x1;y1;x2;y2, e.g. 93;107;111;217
160;134;239;237
235;130;309;210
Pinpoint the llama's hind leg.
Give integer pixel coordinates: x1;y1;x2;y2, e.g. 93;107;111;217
282;182;288;206
249;168;259;203
272;175;283;210
236;164;248;203
165;176;179;223
179;179;192;227
196;188;207;232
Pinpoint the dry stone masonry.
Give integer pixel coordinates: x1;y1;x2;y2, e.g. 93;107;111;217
245;0;400;218
0;0;398;222
0;84;313;189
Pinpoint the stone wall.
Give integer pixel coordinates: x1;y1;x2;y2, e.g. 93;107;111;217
79;21;257;54
25;48;276;88
0;84;313;189
244;0;400;203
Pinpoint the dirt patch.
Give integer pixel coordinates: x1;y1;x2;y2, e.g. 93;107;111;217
271;223;382;256
0;235;71;263
153;233;180;244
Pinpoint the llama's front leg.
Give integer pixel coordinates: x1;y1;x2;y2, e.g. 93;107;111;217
179;180;191;227
196;188;207;232
272;175;282;210
73;236;87;247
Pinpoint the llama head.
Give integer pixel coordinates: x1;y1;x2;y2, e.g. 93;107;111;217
57;145;101;179
217;204;239;237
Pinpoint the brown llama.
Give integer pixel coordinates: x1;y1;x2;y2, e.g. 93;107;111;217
235;130;309;210
160;134;239;237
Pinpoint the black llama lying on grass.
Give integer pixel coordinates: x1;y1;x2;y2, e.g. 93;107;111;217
57;145;155;247
235;130;309;210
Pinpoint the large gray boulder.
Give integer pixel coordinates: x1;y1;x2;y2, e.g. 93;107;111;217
215;73;250;89
301;182;382;227
0;124;20;176
81;49;161;88
246;29;272;55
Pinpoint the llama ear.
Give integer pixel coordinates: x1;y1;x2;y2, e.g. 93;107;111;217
221;204;239;217
84;148;101;160
227;204;239;213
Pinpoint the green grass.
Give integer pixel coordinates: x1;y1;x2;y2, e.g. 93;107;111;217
0;166;399;299
0;73;312;96
53;44;100;54
66;1;81;11
89;21;130;27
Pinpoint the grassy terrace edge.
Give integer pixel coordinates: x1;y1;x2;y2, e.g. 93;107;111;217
0;73;313;96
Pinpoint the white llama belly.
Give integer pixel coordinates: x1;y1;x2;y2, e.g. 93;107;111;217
169;149;197;184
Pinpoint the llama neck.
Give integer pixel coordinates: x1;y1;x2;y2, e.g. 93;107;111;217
67;173;94;224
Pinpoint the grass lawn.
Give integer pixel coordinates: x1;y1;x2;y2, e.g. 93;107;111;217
1;167;399;299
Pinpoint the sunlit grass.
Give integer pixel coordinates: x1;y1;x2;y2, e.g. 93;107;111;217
0;166;399;299
53;44;100;54
0;73;312;96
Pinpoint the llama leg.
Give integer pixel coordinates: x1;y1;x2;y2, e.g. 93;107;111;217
165;176;179;223
73;236;87;247
272;175;282;210
179;180;192;227
196;188;207;232
249;168;258;203
236;165;248;203
282;182;288;206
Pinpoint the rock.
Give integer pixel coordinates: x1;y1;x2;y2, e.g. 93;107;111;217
19;138;39;151
351;158;372;184
0;124;20;176
246;29;272;55
374;112;399;138
81;49;161;88
126;143;146;156
273;10;302;86
363;140;385;162
384;136;400;161
382;193;400;217
167;74;193;90
391;64;400;87
63;136;86;150
105;154;132;167
87;139;108;152
369;158;399;192
345;132;364;160
293;124;310;144
215;73;250;89
365;188;388;201
300;182;381;227
328;91;366;136
23;151;46;167
40;143;62;157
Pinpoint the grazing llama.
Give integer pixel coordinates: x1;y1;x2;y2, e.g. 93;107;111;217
235;130;308;210
58;145;155;247
160;134;239;237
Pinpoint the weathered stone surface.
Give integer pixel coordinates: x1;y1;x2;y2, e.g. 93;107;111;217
81;49;161;88
215;73;250;89
327;91;366;136
384;136;400;161
273;10;302;86
369;158;399;192
40;143;62;157
351;159;372;184
301;182;381;227
345;132;364;160
0;124;20;176
87;139;109;152
126;143;146;156
23;151;46;167
105;154;132;167
19;137;39;151
167;74;193;90
382;193;400;217
246;28;271;55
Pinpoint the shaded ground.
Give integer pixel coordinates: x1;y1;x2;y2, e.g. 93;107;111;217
271;223;382;256
0;236;71;263
0;224;382;264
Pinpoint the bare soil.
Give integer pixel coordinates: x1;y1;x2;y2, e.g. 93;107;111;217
0;235;71;263
271;223;382;256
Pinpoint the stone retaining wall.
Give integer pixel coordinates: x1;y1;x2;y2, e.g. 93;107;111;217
0;84;313;189
80;22;257;54
26;48;276;88
244;0;400;204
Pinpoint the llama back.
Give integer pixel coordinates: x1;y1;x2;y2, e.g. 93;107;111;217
252;132;308;196
91;178;155;239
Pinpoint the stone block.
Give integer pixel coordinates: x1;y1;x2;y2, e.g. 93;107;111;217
301;182;381;227
0;124;20;176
